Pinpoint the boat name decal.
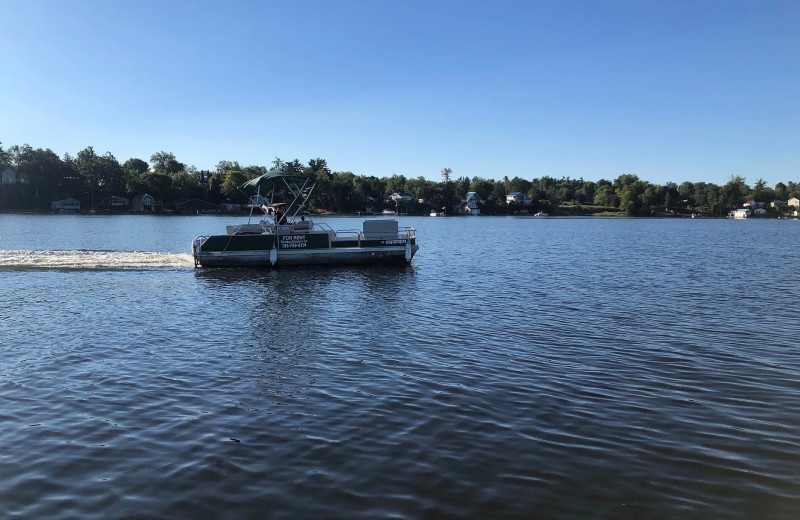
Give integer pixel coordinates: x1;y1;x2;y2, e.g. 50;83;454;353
382;239;407;245
280;235;308;249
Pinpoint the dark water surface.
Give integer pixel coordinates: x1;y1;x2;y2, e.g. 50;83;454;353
1;214;799;519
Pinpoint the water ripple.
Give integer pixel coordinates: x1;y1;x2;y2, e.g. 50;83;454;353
2;217;800;518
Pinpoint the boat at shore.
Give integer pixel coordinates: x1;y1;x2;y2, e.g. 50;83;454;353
192;170;418;268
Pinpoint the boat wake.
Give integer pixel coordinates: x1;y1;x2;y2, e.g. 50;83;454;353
0;250;195;270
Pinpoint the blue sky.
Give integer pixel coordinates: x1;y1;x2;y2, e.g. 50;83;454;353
1;0;798;186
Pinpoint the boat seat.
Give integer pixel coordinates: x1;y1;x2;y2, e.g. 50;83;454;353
291;220;312;233
226;224;263;235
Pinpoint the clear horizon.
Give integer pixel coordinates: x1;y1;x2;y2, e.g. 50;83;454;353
1;0;798;187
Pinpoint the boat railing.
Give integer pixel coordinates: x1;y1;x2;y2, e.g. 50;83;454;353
336;229;362;237
312;222;335;233
335;229;363;246
399;226;416;239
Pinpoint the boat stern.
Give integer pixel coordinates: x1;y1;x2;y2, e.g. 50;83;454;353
191;236;208;267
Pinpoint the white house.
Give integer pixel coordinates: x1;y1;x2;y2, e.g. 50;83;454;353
729;208;751;219
788;197;800;208
51;197;81;212
1;168;23;184
390;192;413;203
389;192;413;213
506;192;532;206
132;194;156;212
458;192;481;215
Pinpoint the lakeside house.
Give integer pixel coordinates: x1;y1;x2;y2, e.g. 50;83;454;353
458;192;481;215
389;192;413;214
0;168;25;210
132;194;158;212
219;202;242;212
174;198;220;214
729;208;751;219
51;197;81;213
1;167;23;184
506;192;533;206
102;195;130;209
789;197;800;208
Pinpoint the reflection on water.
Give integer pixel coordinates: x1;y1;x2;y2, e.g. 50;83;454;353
195;266;420;363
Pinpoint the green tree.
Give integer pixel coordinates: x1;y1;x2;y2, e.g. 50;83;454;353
139;172;174;202
491;181;507;204
207;173;225;204
470;176;494;202
283;159;304;176
353;175;386;212
504;176;531;196
613;174;651;215
221;170;249;203
751;178;769;203
593;182;616;207
308;158;330;177
703;183;723;215
98;152;124;195
58;153;82;196
0;141;9;169
721;175;749;209
441;168;454;214
678;181;694;205
122;157;149;195
271;157;286;172
774;182;788;200
330;171;357;213
453;176;470;200
10;145;64;209
216;160;240;176
75;146;101;193
150;151;185;174
385;174;407;197
170;170;204;200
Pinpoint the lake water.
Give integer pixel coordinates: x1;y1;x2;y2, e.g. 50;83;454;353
1;214;799;519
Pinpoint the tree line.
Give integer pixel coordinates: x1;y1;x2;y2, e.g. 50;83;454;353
1;141;798;216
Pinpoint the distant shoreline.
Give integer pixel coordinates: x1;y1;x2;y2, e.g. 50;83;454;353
3;209;792;220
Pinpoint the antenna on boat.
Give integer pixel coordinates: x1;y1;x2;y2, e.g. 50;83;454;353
246;184;261;224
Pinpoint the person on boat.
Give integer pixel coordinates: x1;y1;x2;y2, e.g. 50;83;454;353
294;215;310;231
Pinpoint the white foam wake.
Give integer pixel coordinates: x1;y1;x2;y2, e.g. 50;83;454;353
0;250;196;270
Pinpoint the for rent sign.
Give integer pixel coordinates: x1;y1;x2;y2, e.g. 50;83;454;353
280;235;308;249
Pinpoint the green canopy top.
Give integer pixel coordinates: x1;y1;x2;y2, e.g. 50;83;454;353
239;169;311;191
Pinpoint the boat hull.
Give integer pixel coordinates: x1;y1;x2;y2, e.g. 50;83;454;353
193;232;418;268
